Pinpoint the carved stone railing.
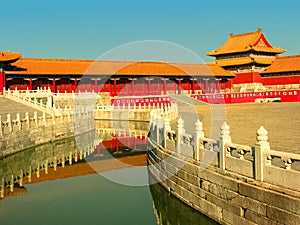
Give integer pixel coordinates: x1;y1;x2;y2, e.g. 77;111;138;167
0;108;93;138
149;111;300;192
3;88;54;114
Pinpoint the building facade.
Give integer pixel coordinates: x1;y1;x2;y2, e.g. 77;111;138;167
0;28;299;97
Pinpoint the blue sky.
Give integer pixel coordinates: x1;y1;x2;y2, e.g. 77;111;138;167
1;0;299;62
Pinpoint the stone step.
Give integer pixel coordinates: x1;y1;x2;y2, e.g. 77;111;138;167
170;94;207;107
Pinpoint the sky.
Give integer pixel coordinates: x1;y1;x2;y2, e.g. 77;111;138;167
1;0;300;63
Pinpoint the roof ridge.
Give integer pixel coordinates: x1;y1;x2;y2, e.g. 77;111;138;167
229;28;262;38
18;58;210;66
277;54;300;59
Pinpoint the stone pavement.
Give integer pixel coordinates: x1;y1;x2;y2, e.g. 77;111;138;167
0;96;43;120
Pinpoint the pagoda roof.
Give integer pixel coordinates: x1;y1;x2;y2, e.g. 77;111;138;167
215;56;275;67
0;51;21;63
7;58;234;77
261;55;300;74
207;28;286;56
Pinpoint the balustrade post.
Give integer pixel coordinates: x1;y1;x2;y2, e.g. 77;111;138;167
47;96;52;109
164;117;171;147
19;169;24;187
52;113;56;125
60;108;64;123
44;160;48;174
220;122;232;170
42;112;47;126
176;117;185;154
28;166;32;182
1;177;5;198
194;119;205;161
33;111;38;127
36;162;40;178
10;175;14;192
54;157;57;171
0;116;3;137
67;109;71;122
255;126;270;181
16;113;21;130
7;113;12;133
25;112;30;129
62;154;65;168
156;115;163;146
69;152;73;165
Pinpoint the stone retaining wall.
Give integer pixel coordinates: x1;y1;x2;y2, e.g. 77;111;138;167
0;108;95;157
147;113;300;225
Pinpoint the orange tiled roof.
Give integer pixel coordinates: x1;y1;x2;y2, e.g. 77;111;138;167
207;28;286;56
0;51;21;63
7;58;234;77
215;57;274;67
261;55;300;74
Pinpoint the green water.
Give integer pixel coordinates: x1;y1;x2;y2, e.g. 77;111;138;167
0;121;220;225
0;169;219;225
0;172;157;225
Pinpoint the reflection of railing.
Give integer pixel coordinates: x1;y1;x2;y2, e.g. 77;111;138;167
0;131;98;199
149;111;300;192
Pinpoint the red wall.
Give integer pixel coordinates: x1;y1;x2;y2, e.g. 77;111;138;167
230;72;262;84
262;75;300;86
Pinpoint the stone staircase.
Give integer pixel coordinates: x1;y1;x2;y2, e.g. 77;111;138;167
0;97;43;120
169;94;207;107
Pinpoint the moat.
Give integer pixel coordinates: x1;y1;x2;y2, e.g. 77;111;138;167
0;102;299;224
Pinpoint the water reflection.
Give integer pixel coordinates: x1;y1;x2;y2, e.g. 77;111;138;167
0;120;150;200
0;120;217;225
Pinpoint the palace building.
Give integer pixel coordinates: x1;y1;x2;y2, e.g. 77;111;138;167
0;28;299;96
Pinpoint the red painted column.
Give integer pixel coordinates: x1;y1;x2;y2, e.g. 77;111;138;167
217;79;221;93
74;78;78;92
29;78;33;90
131;78;135;96
173;79;177;93
114;78;117;96
68;79;72;93
109;80;112;95
148;79;151;95
89;79;93;92
205;79;209;94
116;138;119;154
163;79;167;95
95;79;98;93
133;138;136;152
0;70;5;94
192;79;195;94
178;79;181;94
52;79;56;93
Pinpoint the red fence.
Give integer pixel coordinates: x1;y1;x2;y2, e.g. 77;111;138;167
111;95;171;107
191;90;300;104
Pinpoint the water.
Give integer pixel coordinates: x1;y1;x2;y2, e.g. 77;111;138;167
2;102;298;224
0;173;156;225
0;171;218;225
0;121;218;225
